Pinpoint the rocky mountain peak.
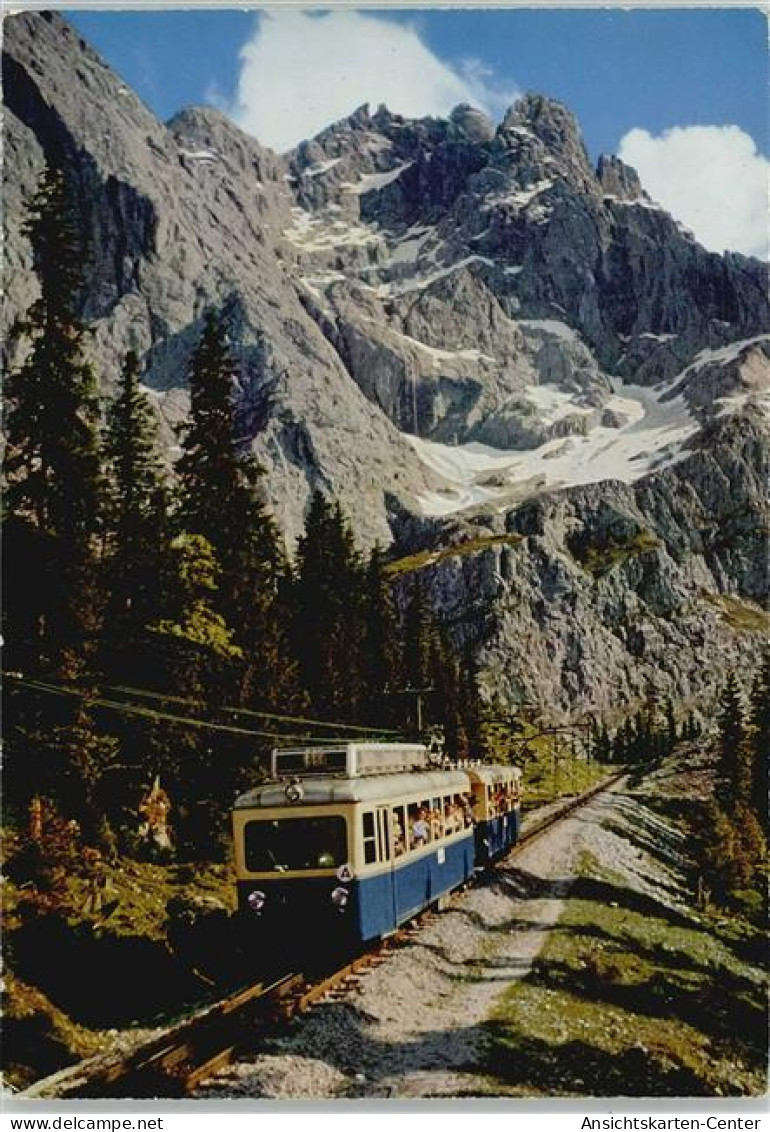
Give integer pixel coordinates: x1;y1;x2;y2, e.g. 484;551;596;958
498;92;597;195
3;10;769;716
167;106;285;182
449;103;496;143
596;153;646;201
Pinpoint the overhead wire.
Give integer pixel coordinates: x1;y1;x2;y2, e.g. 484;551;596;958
100;681;401;735
6;674;403;745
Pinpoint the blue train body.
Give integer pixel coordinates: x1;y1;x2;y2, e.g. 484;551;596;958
233;744;522;953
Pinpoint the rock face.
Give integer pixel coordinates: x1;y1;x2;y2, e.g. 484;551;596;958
3;11;768;715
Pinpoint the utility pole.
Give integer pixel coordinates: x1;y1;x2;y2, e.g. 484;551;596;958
395;686;435;738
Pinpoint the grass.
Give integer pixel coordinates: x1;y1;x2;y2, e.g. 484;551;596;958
2;972;104;1091
570;530;660;578
701;594;770;634
385;534;523;578
2;857;238;1088
3;856;235;939
480;849;768;1096
522;757;610;811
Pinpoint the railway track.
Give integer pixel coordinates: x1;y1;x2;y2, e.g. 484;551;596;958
22;771;623;1100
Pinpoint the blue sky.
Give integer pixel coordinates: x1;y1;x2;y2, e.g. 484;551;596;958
67;8;767;158
64;8;768;257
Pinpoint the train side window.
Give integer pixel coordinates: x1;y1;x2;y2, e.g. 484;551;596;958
363;810;377;864
430;797;443;839
409;802;431;848
392;806;406;857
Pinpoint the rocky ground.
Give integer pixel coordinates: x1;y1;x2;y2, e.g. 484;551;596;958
195;765;767;1099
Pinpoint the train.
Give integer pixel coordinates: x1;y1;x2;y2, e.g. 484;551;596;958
232;743;522;955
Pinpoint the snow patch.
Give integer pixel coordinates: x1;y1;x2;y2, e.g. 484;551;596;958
283;207;383;252
680;335;770;377
407;377;699;516
388;226;435;266
389;329;495;367
342;161;413;195
523;384;594;424
391;255;495;295
302;157;342;178
517;319;581;343
484;178;553;213
179;148;219;164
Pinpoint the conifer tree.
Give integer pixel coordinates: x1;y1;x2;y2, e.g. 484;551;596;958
175;312;294;708
292;492;364;718
748;652;769;825
402;578;433;693
146;533;246;852
360;547;399;726
717;674;749;812
429;631;465;758
3;162;104;676
2;162;116;850
150;533;243;673
592;720;612;763
459;646;485;759
665;697;678;754
103;350;168;676
176;313;281;593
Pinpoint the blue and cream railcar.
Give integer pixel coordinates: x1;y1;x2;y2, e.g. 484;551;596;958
232;744;477;949
468;764;522;865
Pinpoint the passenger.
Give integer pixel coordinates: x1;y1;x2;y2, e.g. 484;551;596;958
429;807;443;838
411;808;430;846
461;796;474;827
443;803;456;834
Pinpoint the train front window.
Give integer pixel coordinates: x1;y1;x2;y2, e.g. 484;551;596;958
244;817;348;872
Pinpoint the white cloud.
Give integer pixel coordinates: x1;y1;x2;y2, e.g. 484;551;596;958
619;125;768;260
226;10;517;153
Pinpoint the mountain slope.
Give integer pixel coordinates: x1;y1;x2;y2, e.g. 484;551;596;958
3;11;768;713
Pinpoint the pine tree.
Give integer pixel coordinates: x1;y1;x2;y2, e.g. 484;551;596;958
292;493;364;718
748;652;769;826
3;162;104;676
665;697;678;754
717;674;750;812
146;533;246;854
683;709;701;742
150;533;243;671
430;631;465;758
459;645;485;759
175;312;291;708
360;547;399;726
593;721;612;763
103;350;168;676
402;578;432;692
176;312;282;600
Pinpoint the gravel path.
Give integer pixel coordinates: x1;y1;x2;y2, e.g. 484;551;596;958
197;780;649;1099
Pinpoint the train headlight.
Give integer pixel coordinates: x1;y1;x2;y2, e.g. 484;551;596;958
247;889;267;915
285;782;304;803
330;885;349;912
